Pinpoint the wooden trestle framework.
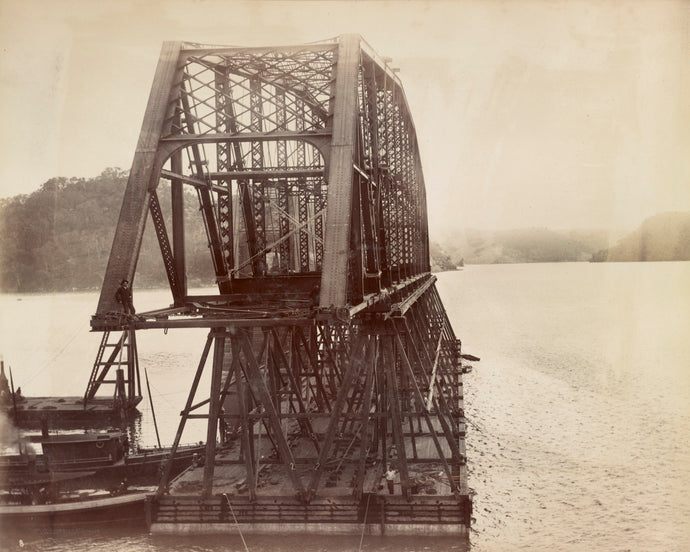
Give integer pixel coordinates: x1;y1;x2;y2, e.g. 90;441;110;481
89;35;471;534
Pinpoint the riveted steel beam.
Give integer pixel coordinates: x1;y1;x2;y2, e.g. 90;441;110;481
319;35;361;308
95;42;182;316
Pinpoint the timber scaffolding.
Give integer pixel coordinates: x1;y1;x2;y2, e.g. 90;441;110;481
89;35;472;534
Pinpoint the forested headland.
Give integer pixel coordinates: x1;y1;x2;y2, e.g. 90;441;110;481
431;227;610;268
0;169;212;293
432;212;690;268
590;211;690;262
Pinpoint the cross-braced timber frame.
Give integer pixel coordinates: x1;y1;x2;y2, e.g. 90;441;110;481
90;35;471;533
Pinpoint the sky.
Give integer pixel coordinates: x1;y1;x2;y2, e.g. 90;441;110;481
0;0;688;237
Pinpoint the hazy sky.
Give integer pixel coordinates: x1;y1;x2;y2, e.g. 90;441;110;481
0;0;688;236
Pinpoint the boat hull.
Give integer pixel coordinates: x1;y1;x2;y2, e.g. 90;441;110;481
0;492;148;529
1;444;205;492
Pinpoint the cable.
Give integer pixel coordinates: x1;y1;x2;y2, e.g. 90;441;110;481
359;492;371;551
23;323;87;385
223;493;250;552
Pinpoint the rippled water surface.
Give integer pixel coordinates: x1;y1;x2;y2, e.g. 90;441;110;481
1;262;688;551
440;262;690;552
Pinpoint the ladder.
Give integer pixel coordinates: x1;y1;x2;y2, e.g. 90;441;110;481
83;329;142;408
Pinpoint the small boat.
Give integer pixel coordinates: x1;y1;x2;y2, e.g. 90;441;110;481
1;430;125;491
1;429;204;492
0;488;150;528
1;431;204;531
0;362;202;530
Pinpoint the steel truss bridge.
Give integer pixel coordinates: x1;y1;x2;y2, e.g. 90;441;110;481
88;35;471;532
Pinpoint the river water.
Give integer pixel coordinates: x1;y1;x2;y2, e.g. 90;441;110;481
1;262;688;551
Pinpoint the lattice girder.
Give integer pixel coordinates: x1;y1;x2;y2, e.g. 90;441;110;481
94;35;431;326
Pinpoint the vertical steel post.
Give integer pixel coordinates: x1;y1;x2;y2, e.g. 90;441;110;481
202;329;226;498
320;34;361;307
96;42;182;315
157;334;213;496
171;126;187;303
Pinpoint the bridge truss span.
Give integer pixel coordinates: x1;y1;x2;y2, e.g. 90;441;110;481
89;35;471;534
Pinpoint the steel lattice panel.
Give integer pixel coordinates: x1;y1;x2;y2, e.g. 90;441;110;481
96;35;431;326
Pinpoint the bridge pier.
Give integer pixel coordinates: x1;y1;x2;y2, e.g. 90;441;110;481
149;284;470;532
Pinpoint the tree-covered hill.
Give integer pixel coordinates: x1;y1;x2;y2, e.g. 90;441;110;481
590;211;690;262
429;241;458;272
0;169;213;293
1;169;125;292
436;227;609;266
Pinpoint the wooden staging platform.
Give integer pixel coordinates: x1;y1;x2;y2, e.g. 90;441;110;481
148;428;471;535
3;396;139;427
